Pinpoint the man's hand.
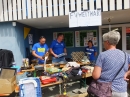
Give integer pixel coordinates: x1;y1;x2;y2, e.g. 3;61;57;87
54;54;58;58
124;71;130;81
38;56;44;60
65;53;67;56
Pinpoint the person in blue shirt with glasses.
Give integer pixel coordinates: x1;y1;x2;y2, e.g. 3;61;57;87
32;36;49;64
50;33;67;64
85;40;97;65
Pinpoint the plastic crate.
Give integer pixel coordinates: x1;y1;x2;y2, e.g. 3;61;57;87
19;77;42;97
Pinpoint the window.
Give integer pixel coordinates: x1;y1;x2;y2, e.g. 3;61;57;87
126;27;130;50
101;27;122;51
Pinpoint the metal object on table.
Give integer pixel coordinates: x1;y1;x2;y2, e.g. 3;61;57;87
21;58;32;70
71;51;85;62
34;65;44;77
81;56;90;64
31;59;38;66
22;58;29;67
43;52;49;71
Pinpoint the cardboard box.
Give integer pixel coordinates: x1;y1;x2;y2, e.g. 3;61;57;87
0;68;16;94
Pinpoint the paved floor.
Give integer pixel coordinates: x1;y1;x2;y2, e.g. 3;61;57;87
42;81;85;97
42;82;130;97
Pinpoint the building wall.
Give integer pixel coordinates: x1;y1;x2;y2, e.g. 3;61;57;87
0;22;39;66
39;26;99;58
0;0;130;22
99;23;130;54
0;22;25;65
16;22;40;58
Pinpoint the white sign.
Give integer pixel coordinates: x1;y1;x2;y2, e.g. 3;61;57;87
53;32;57;40
69;9;102;28
28;34;33;44
75;31;80;47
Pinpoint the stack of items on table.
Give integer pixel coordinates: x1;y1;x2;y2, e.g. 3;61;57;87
39;62;94;85
40;66;63;84
81;66;94;78
39;62;82;85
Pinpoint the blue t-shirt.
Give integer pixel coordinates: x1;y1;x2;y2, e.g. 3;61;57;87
96;49;130;92
50;40;65;55
85;46;97;61
32;43;48;64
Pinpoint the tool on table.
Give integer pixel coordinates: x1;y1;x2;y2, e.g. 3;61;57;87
43;52;49;71
31;59;38;66
21;58;31;70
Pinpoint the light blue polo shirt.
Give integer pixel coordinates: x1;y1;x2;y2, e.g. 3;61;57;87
50;40;65;55
96;49;130;92
32;43;48;64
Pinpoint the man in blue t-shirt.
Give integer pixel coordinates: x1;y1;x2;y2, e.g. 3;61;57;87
32;36;49;64
85;40;97;64
50;33;67;63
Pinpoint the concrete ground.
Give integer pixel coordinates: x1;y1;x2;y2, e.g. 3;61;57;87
42;81;86;97
12;78;130;97
42;82;130;97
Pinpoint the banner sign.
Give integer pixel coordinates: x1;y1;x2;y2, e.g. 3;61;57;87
69;9;102;28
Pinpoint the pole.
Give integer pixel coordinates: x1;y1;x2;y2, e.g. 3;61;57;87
108;18;111;31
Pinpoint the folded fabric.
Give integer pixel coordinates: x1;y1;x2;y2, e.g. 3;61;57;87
66;62;80;68
46;67;62;74
40;77;57;85
62;67;71;72
40;76;51;80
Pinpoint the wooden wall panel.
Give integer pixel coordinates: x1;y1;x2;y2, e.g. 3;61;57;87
42;0;47;17
48;0;52;17
83;0;88;10
117;0;122;10
96;0;101;9
22;0;27;19
8;0;13;21
32;0;36;18
76;0;81;11
59;0;64;16
17;0;22;20
89;0;94;10
0;0;4;21
70;0;75;11
13;0;17;20
65;0;69;15
27;0;32;19
53;0;58;16
37;0;42;18
109;0;115;11
3;0;8;21
124;0;130;9
102;0;108;11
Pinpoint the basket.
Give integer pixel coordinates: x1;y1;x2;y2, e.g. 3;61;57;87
19;77;42;97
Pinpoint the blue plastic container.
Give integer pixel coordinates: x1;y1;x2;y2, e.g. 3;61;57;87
19;77;42;97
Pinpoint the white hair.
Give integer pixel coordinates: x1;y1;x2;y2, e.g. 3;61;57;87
103;30;120;45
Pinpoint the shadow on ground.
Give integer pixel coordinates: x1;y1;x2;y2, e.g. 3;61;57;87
42;81;82;97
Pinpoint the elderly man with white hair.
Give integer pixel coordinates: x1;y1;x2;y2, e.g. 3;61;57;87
88;30;130;97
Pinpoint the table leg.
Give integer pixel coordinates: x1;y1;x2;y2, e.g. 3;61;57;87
33;71;36;77
15;93;18;97
80;78;87;88
59;83;62;95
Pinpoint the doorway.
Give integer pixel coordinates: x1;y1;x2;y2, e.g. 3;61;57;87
101;27;122;51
